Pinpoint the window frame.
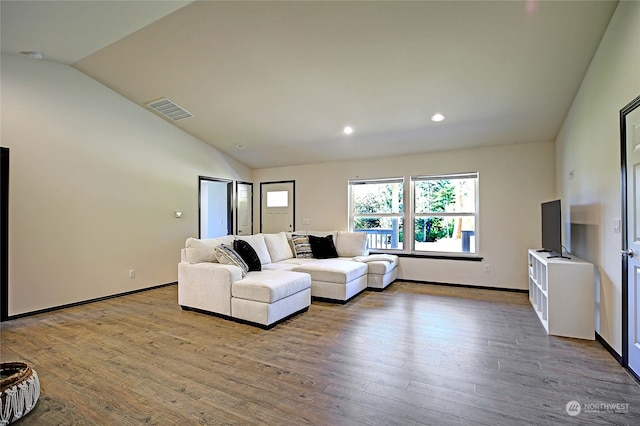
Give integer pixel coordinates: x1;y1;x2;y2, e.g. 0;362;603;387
410;172;479;256
348;177;405;251
347;172;480;258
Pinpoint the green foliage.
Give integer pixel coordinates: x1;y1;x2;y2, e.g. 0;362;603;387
353;183;402;215
414;180;455;242
415;217;453;242
415;180;455;213
354;217;379;230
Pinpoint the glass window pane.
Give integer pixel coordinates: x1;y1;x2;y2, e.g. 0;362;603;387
353;217;403;250
414;216;475;253
415;178;475;214
352;181;403;214
266;190;288;207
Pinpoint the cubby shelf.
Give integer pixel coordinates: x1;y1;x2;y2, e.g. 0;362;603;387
528;249;594;340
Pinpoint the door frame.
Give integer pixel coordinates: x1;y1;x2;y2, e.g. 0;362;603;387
260;180;295;233
198;176;233;238
1;147;8;322
235;181;253;236
620;94;640;369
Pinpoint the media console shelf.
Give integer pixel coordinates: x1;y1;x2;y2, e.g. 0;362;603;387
528;249;594;340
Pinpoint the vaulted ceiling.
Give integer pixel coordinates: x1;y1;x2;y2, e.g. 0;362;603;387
1;1;618;169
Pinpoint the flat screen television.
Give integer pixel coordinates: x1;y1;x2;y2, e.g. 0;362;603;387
540;199;569;259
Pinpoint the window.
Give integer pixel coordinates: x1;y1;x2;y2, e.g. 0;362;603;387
412;173;478;254
349;178;404;250
349;173;479;256
266;190;288;207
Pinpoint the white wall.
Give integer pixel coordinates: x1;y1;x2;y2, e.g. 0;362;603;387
555;1;640;355
2;54;251;316
253;141;555;290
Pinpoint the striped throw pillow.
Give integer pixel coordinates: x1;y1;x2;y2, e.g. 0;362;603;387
291;235;314;259
214;244;249;276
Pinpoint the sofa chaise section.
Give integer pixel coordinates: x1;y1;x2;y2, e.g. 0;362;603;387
291;259;368;302
355;254;399;290
231;270;311;327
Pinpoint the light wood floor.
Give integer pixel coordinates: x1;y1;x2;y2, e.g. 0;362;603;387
2;282;640;425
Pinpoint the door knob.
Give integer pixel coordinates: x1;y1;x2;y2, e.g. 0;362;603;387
622;249;634;258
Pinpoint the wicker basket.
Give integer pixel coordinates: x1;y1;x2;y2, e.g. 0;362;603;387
0;362;40;425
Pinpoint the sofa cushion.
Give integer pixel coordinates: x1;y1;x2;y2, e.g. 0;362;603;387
277;258;317;266
336;232;369;257
354;254;398;274
233;239;261;271
264;232;294;262
293;259;367;284
214;244;249;276
261;262;298;271
237;234;272;265
308;235;338;259
365;260;396;275
306;230;339;241
185;235;235;264
232;271;311;303
291;234;313;258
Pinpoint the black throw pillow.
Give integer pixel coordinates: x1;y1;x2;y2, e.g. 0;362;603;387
233;239;261;271
308;235;338;259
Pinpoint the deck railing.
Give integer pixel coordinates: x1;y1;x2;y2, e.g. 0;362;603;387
355;228;398;249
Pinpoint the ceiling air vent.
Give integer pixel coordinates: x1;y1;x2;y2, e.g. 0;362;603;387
146;98;192;121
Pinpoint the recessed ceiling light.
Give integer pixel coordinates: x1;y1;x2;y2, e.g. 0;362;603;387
343;126;354;135
431;113;446;122
19;51;43;59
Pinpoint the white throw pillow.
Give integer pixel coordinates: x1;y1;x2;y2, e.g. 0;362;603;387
336;231;369;257
263;232;294;262
185;235;235;264
236;234;272;265
306;230;338;241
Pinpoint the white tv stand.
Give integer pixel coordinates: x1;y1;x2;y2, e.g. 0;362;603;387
528;249;594;340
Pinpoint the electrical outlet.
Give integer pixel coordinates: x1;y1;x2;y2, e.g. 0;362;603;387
129;270;135;278
484;264;491;273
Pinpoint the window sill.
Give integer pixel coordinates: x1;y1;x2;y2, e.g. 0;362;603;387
369;251;484;262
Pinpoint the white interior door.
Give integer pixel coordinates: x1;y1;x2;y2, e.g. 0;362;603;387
261;181;294;233
625;98;640;376
236;182;252;236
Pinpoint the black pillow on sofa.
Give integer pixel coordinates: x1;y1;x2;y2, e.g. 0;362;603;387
308;235;338;259
233;239;262;271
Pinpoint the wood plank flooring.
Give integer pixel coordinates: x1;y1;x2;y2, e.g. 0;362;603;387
2;281;640;425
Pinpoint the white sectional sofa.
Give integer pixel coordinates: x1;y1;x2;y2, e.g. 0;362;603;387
178;231;398;328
